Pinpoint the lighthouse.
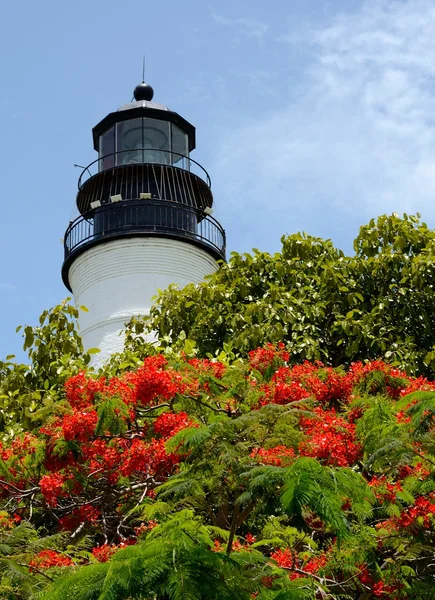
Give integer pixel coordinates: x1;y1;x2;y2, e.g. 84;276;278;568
61;82;226;364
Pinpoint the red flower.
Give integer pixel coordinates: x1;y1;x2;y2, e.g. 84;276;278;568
62;410;98;441
119;438;179;479
299;407;361;467
245;533;256;545
261;362;353;407
29;549;72;569
39;473;65;506
251;445;295;467
350;361;409;399
134;520;158;536
153;411;196;439
65;372;105;409
378;493;435;531
125;356;178;406
303;553;328;574
59;505;100;531
92;544;118;562
372;580;402;598
369;476;403;503
271;547;296;569
248;343;289;374
188;358;226;378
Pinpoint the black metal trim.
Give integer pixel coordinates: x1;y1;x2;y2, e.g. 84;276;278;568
62;199;226;291
92;107;196;152
75;150;214;215
77;149;212;189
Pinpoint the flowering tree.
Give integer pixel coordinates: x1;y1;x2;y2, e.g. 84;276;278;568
149;214;435;376
1;339;435;598
0;301;91;438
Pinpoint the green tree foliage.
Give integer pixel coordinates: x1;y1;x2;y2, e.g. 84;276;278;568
40;512;280;600
149;214;435;376
1;340;435;597
3;213;435;598
0;300;91;437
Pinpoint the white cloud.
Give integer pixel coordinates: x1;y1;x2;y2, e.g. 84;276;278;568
211;0;435;251
0;283;15;291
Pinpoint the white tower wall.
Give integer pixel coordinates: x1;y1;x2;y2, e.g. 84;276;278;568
68;237;218;366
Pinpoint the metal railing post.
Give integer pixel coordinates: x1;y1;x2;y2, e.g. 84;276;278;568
64;199;225;262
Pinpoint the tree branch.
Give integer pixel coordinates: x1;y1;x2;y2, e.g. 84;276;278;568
18;562;54;581
226;503;240;555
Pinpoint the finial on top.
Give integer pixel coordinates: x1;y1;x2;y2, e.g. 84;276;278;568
133;82;154;101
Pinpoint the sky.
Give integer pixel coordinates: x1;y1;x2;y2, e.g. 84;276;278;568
1;0;435;360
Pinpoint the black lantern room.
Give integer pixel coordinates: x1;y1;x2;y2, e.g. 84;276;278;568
62;82;226;290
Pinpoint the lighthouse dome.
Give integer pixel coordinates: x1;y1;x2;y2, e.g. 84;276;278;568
91;82;196;153
117;82;170;112
117;99;170;112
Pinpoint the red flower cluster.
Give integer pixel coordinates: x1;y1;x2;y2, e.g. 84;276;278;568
188;358;226;378
270;547;294;569
134;520;158;536
289;363;353;405
29;549;72;569
248;343;289;374
92;544;118;562
64;356;181;410
153;411;195;439
372;580;402;598
269;367;311;405
250;445;295;467
59;504;100;530
39;473;65;506
351;360;408;399
396;462;430;480
125;355;179;406
82;439;123;484
62;410;98;441
299;407;361;467
378;494;435;530
261;362;353;406
0;513;20;529
358;565;402;598
401;376;435;396
271;547;328;579
369;476;403;503
64;372;105;409
119;438;179;478
212;535;255;553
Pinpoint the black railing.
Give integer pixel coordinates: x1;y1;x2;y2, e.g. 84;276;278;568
78;149;212;189
63;199;226;264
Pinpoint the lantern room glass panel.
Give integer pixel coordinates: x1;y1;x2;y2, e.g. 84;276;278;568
114;118;171;165
116;119;143;165
171;125;189;168
143;118;170;164
99;126;115;170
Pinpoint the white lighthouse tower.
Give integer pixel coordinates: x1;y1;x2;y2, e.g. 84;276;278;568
61;82;226;363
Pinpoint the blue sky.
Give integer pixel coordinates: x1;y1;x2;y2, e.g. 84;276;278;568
1;0;435;360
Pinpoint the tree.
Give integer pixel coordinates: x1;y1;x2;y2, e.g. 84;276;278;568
3;213;435;598
1;339;435;598
149;214;435;376
0;300;91;438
